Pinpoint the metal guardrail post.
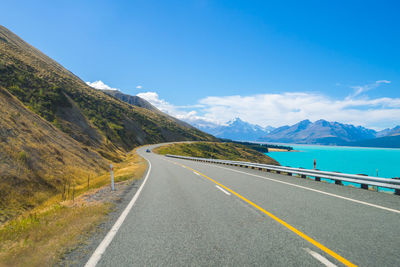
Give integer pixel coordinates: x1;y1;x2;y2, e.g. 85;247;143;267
298;168;306;178
314;169;321;181
358;174;369;190
360;184;369;190
333;171;343;185
394;178;400;195
335;180;343;185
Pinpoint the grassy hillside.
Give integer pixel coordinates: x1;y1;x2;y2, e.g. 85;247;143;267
104;89;198;129
154;142;280;165
0;86;109;222
0;25;216;158
0;25;215;222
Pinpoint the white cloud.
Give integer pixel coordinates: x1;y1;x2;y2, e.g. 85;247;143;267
137;92;217;123
349;80;391;98
198;93;400;129
137;92;176;113
86;80;119;91
136;85;143;89
137;90;400;130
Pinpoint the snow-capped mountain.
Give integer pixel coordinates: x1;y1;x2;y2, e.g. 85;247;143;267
192;118;274;141
259;119;377;145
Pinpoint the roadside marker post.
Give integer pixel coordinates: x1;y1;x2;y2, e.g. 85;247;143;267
110;164;115;191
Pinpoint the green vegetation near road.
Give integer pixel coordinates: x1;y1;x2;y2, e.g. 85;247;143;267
154;142;280;165
219;139;294;152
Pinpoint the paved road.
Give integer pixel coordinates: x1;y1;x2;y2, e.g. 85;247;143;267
90;145;400;266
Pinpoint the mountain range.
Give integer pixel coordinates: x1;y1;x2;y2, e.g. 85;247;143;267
193;117;400;147
191;118;273;141
259;119;378;145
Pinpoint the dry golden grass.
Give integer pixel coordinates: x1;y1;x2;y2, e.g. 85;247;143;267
0;148;147;267
68;148;147;198
0;203;110;267
0;86;111;223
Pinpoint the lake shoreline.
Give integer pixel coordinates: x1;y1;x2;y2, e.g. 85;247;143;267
268;148;300;152
266;144;400;179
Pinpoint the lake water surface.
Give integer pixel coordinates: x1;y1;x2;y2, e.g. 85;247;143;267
267;145;400;180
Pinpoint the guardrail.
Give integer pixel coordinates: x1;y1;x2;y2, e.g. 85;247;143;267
166;154;400;195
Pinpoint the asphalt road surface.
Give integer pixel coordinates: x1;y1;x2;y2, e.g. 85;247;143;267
87;144;400;266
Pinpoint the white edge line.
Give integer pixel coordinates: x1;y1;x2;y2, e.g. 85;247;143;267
209;164;400;214
304;248;337;267
216;185;231;195
85;154;152;267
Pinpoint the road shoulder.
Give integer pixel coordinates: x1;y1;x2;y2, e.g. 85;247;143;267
58;164;148;266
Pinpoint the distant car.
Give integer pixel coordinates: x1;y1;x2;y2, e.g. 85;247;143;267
146;149;151;153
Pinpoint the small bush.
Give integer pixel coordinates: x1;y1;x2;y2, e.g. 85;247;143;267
18;151;28;163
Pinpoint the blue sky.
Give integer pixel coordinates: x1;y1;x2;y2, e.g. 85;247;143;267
2;0;400;129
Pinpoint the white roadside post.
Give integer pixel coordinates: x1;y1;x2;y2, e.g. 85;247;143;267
110;164;115;191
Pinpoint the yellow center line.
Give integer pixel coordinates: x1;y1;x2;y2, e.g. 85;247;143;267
168;159;357;267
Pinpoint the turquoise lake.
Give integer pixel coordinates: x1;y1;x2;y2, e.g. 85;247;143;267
266;145;400;186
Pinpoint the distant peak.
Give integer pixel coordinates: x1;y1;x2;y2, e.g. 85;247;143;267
232;117;244;122
298;119;311;125
228;117;245;125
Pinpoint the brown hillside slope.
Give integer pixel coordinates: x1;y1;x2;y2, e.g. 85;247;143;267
0;87;107;222
0;25;216;159
0;25;215;222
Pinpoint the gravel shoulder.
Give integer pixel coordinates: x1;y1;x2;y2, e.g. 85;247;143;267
58;170;147;266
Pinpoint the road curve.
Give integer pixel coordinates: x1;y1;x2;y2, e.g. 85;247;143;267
90;144;400;266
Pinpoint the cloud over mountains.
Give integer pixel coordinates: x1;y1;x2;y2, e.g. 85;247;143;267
86;80;119;91
86;80;400;130
138;88;400;130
